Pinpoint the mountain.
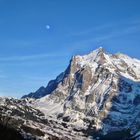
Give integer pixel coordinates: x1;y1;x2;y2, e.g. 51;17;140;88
23;47;140;99
31;47;140;139
3;47;140;139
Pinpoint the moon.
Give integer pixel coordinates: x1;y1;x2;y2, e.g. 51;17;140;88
46;25;50;30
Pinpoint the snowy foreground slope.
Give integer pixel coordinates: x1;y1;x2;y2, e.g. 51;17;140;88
1;47;140;140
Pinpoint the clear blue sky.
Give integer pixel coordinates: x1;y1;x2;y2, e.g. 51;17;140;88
0;0;140;98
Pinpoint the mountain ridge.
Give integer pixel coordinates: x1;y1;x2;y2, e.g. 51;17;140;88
22;47;140;99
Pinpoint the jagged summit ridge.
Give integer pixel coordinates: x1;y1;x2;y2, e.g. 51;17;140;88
74;47;140;81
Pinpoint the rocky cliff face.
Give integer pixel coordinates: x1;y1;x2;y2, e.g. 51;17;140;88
22;47;140;139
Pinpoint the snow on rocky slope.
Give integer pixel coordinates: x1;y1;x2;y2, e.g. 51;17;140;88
26;47;140;140
2;47;139;140
0;97;89;140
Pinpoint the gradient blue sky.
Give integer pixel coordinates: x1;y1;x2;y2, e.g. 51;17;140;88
0;0;140;98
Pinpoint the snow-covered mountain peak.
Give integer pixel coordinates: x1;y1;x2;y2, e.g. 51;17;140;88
70;48;140;81
86;46;105;57
74;47;105;61
23;47;140;100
